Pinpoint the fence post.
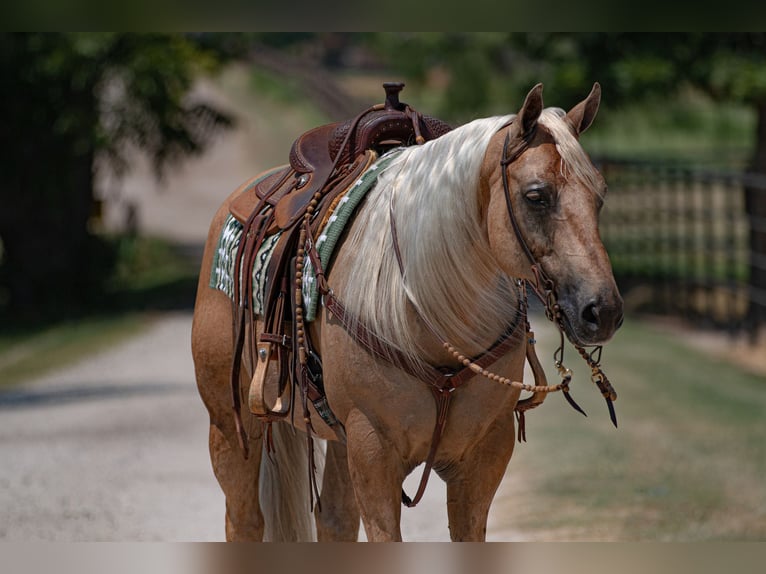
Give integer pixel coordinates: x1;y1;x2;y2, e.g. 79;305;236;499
745;174;766;341
745;102;766;341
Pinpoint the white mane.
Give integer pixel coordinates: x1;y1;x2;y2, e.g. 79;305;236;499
337;109;599;368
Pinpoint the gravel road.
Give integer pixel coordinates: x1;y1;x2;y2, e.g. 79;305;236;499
0;313;225;541
0;311;518;541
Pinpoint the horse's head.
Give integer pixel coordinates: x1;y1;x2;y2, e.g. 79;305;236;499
482;83;623;346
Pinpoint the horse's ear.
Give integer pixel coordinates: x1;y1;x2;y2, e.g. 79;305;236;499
517;83;544;137
566;82;601;136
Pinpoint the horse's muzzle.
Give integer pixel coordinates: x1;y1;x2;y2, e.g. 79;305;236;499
557;287;623;346
577;293;624;344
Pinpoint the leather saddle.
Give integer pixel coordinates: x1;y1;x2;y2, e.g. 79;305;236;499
227;83;452;454
229;83;451;229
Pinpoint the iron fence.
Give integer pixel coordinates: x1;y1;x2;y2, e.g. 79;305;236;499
595;157;766;337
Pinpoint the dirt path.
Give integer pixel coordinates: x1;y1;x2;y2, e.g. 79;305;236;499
0;313;224;541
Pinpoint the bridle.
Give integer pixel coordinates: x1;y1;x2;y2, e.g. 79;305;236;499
499;124;618;426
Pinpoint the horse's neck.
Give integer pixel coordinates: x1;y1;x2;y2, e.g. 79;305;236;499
404;271;522;366
392;141;521;358
336;119;522;367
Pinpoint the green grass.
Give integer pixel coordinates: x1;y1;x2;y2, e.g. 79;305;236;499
584;93;754;168
103;234;200;311
0;314;150;388
493;317;766;540
0;235;199;388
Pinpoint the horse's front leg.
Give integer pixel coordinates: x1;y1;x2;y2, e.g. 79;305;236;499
441;410;517;541
344;410;406;541
316;440;361;541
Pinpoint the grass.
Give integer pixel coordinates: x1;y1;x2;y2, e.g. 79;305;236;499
0;234;199;389
0;314;150;388
584;94;754;168
103;234;200;312
492;316;766;540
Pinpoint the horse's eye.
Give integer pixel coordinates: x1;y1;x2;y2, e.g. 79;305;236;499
524;188;549;208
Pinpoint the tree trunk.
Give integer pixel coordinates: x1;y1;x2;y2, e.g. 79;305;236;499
0;139;99;320
0;33;105;321
745;101;766;339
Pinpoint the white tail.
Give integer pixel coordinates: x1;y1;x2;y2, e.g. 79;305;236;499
259;423;325;541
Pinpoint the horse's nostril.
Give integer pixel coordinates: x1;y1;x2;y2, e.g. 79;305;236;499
582;302;600;326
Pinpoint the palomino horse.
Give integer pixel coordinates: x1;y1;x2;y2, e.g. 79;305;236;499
191;83;623;541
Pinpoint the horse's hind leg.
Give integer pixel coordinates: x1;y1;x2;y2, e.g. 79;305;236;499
440;410;517;541
193;312;265;541
192;267;265;539
316;440;360;541
208;420;265;541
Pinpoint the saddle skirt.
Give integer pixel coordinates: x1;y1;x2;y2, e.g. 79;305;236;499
210;148;403;319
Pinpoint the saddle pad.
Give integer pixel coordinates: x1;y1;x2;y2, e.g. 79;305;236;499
209;148;402;319
209;218;282;315
301;149;400;321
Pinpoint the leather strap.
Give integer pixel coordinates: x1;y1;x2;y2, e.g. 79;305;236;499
229;174;294;457
499;123;618;425
403;387;452;507
310;235;523;507
500;131;537;268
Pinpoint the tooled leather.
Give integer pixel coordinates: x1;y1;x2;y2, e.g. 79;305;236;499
289;111;453;175
288;123;337;174
329;114;452;165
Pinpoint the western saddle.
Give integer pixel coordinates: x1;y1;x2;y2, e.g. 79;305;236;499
228;83;452;459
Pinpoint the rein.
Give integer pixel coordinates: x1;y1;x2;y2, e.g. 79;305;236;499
381;123;618;429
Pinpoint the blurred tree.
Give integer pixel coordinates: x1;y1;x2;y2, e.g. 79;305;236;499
369;32;766;331
194;32;372;119
0;33;231;318
509;33;766;332
367;33;510;121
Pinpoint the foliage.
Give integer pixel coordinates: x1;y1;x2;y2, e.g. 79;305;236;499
96;34;232;175
0;33;231;317
0;233;198;386
364;33;763;153
508;33;766;109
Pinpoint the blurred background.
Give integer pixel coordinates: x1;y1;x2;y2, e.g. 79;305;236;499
0;33;764;541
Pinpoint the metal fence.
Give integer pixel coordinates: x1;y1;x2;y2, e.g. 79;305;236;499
595;157;766;337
